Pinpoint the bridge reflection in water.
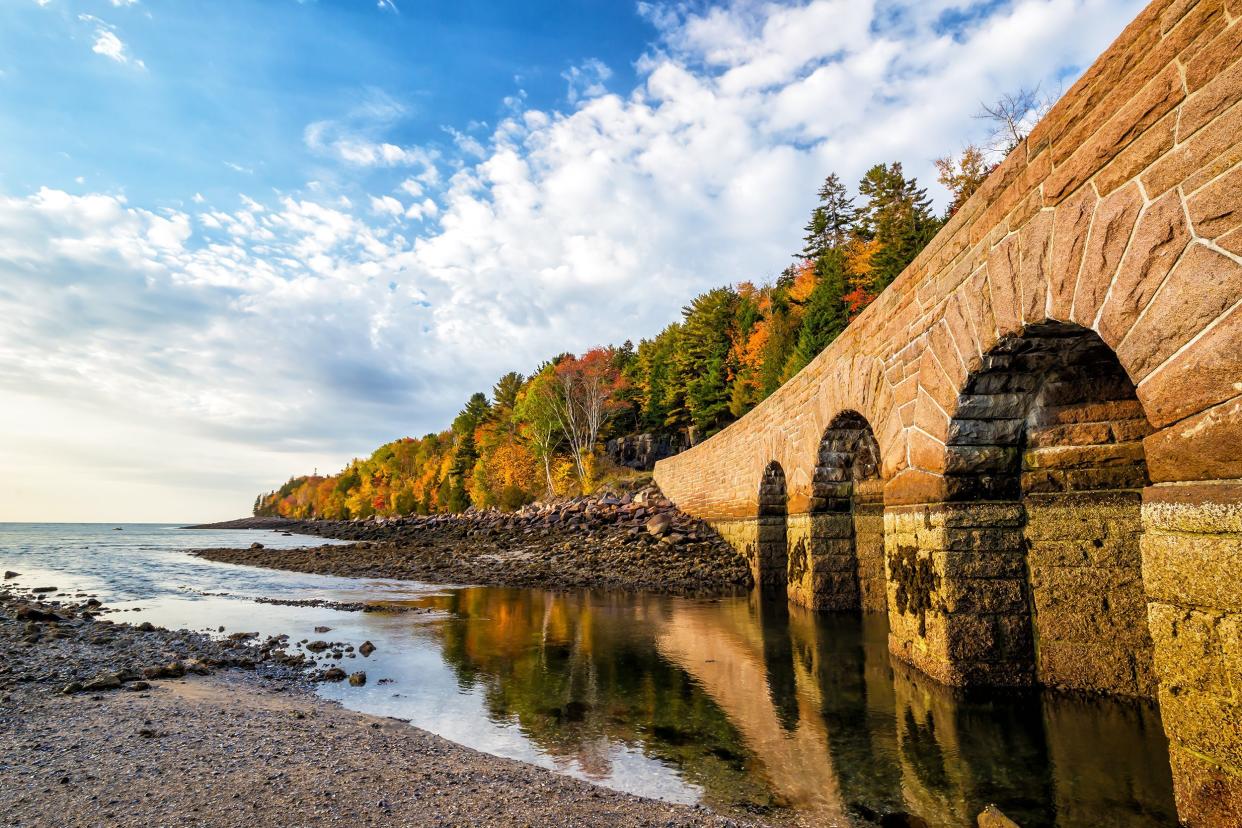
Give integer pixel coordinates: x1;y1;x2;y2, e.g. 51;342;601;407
425;588;1175;826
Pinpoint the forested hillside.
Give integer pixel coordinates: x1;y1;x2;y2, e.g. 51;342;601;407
256;157;988;520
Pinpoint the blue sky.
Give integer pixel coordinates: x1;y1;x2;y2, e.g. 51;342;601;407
0;0;1145;521
1;1;650;207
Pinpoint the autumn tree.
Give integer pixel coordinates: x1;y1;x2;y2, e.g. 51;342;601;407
551;348;625;491
514;369;562;499
934;144;991;217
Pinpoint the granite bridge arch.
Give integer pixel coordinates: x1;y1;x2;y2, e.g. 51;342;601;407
653;1;1242;822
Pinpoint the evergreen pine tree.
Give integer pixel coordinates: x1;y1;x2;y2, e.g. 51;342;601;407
857;162;941;291
801;173;855;259
787;251;849;375
675;288;738;436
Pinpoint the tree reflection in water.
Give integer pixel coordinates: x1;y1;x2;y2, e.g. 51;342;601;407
425;587;1176;826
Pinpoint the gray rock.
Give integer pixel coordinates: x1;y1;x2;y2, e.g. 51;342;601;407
82;672;122;692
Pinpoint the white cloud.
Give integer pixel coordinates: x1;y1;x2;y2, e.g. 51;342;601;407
370;195;405;216
304;103;442;178
79;14;145;68
223;161;253;174
1;0;1148;520
562;59;613;104
92;30;125;61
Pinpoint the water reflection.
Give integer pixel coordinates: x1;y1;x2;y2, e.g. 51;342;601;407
0;526;1177;826
423;589;1177;826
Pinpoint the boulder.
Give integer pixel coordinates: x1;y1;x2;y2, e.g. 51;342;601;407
16;606;62;623
348;671;367;686
82;672;123;692
359;641;376;657
645;514;673;537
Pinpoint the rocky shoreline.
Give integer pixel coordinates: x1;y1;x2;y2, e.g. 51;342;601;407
0;577;767;827
190;485;754;595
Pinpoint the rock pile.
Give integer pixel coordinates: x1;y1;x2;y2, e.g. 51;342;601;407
194;485;753;595
0;587;312;697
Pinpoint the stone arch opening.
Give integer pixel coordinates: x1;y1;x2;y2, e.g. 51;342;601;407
788;411;886;611
942;320;1155;695
756;461;788;590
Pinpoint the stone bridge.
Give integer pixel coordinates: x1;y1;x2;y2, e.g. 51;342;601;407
653;1;1242;823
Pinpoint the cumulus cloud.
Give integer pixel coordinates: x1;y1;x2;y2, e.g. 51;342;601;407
1;0;1147;519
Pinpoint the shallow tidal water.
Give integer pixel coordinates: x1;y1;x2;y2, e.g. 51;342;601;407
0;523;1178;826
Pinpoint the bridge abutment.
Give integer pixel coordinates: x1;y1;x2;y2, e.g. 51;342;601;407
1142;481;1242;827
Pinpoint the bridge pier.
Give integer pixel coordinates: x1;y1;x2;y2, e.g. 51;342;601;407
1142;481;1242;827
883;502;1034;687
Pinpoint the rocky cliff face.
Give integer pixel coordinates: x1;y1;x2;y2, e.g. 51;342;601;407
605;432;686;471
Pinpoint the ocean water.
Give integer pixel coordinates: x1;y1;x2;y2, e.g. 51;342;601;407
0;523;1178;826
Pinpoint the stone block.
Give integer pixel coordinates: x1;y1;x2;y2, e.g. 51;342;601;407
1167;746;1242;828
1142;529;1242;611
1143;482;1242;534
1158;683;1242;771
1093;109;1176;197
1026;421;1113;448
1045;64;1185;202
1184;16;1242;92
1187;159;1242;241
1147;602;1232;695
931;550;1027;580
945;445;1019;474
1023;440;1146;470
1144;395;1242;483
1139;300;1242;428
1096;188;1192;348
1032;399;1145;426
987;234;1022;335
1118;241;1242;381
924;502;1026;528
1037;639;1148;695
945;611;1033;662
1144;93;1242;196
938;576;1027;614
1178;40;1242;137
1048;185;1097;318
1018;208;1055;322
1071;181;1145;328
